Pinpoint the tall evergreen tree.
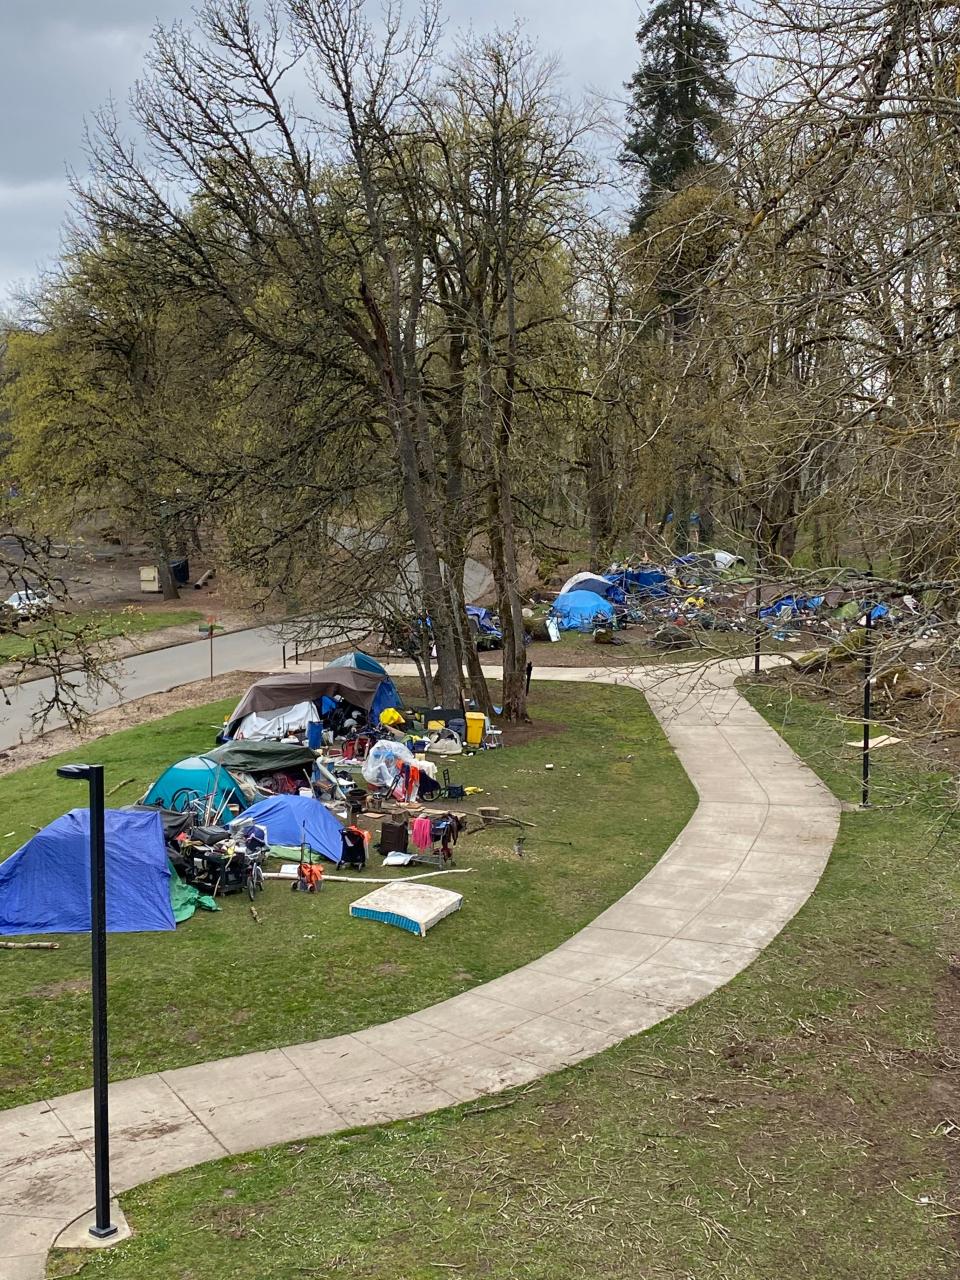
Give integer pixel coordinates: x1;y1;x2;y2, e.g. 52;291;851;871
623;0;735;227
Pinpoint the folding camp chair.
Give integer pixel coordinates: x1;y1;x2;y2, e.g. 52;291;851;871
440;768;465;800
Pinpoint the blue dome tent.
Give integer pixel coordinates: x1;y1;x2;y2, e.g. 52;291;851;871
142;757;248;813
234;794;345;864
325;651;388;676
550;590;616;632
0;808;175;935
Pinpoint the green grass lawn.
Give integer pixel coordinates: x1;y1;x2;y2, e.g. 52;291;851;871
0;680;692;1111
0;608;203;663
56;681;960;1279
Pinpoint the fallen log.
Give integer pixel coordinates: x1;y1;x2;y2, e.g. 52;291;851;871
0;940;60;950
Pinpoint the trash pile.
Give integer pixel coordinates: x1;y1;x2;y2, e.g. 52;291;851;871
540;553;926;650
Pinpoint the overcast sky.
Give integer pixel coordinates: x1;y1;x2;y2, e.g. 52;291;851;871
0;1;640;305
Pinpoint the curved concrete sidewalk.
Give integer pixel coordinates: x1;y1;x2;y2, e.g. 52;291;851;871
0;659;839;1278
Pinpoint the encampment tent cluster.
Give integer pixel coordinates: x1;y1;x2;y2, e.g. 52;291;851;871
541;552;920;646
0;649;488;941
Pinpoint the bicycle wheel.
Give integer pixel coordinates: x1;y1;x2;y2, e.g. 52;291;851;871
247;864;264;900
171;787;204;814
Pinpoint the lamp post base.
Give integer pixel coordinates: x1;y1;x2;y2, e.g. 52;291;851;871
55;1203;129;1251
89;1223;119;1240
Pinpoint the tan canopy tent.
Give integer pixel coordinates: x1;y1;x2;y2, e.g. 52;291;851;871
226;669;385;737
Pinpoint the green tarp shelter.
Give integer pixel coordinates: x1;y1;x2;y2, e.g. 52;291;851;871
205;741;317;774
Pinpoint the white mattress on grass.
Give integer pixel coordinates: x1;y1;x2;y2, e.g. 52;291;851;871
349;882;463;937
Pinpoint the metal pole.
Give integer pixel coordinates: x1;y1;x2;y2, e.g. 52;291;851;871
88;765;116;1239
754;564;762;676
208;627;214;683
282;643;287;670
862;606;874;808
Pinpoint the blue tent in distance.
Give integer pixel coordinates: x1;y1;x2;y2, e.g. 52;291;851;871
0;808;175;935
550;590;616;631
235;794;345;865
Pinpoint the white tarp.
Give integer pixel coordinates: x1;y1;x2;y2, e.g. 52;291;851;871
559;570;612;597
234;700;321;741
349;882;463;937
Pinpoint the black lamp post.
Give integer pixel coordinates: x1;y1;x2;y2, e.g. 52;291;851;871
56;763;117;1240
861;607;875;809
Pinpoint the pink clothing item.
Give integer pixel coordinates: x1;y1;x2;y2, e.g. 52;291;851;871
411;815;433;852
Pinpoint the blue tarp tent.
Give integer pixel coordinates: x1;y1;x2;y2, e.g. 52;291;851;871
610;567;670;598
0;808;175;935
142;757;248;813
235;794;345;864
370;677;402;724
326;651;388;676
550;590;616;631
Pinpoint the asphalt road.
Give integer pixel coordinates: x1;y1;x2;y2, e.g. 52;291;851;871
0;559;494;750
0;625;285;750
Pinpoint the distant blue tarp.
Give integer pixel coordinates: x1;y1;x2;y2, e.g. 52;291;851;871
236;794;345;864
0;808;175;935
550;590;616;631
760;594;835;622
609;568;670;599
466;605;501;635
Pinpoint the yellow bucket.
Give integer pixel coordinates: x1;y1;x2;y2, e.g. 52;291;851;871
465;712;486;747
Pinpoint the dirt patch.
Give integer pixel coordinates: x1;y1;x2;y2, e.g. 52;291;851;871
0;671;259;778
497;718;564;749
206;1201;271;1241
753;659;960;774
374;961;406;977
27;978;91;999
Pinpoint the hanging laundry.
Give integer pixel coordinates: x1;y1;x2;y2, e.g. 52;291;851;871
411;815;433;852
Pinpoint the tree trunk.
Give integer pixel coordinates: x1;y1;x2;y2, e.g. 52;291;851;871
438;326;493;716
158;559;180;602
154;531;180;601
478;339;528;722
383;379;462;707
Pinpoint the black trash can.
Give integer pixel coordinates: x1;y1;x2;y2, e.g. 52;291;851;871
169;558;190;585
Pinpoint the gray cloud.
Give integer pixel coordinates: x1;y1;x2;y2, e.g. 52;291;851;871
0;1;639;304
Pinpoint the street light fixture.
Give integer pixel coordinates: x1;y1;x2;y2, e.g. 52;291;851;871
55;763;117;1241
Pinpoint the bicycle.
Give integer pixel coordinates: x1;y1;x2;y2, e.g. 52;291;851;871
245;856;265;900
